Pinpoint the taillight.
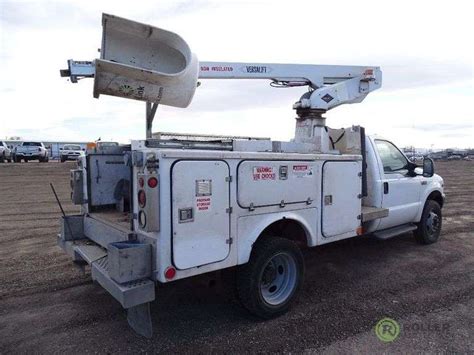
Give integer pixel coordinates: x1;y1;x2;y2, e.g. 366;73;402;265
138;177;144;188
138;190;146;208
164;267;176;280
148;177;158;188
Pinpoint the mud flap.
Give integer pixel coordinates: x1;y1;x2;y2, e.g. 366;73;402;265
127;302;153;338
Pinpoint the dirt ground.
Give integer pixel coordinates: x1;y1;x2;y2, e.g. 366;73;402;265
0;161;473;353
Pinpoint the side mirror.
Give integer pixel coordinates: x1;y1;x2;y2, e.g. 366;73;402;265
423;157;435;177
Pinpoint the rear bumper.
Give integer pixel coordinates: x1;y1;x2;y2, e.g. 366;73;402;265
60;154;80;160
57;215;155;308
16;154;41;159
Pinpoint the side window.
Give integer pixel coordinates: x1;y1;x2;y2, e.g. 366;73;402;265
375;140;408;173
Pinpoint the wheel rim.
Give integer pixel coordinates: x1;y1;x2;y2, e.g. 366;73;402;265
260;252;297;306
426;210;441;236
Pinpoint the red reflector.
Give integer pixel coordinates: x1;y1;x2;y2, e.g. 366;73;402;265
138;190;146;208
164;267;176;280
148;177;158;188
138;177;144;188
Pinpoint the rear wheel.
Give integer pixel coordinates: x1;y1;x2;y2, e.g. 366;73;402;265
415;200;442;244
24;158;28;163
237;237;304;319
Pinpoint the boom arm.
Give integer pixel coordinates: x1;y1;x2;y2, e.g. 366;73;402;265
199;61;382;111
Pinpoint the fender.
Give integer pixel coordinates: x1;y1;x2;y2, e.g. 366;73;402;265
415;184;444;222
236;208;318;265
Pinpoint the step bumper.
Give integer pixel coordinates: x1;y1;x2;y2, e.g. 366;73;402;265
57;215;155;309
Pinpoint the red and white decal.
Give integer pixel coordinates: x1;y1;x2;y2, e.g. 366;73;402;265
292;164;313;178
253;166;276;181
196;197;211;211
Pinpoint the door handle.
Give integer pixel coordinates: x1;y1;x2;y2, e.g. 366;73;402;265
383;182;389;194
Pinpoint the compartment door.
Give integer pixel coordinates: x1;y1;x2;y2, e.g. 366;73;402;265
172;160;230;269
322;161;362;238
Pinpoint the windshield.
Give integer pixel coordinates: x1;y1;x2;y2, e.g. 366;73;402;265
375;140;408;173
23;142;42;147
64;145;81;150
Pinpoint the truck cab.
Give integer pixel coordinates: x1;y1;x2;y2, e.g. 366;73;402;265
365;136;444;240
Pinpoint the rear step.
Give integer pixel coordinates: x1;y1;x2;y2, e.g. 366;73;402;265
57;215;156;338
373;223;417;240
91;256;155;308
74;243;107;264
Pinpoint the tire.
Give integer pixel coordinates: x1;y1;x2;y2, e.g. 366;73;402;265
0;153;4;163
15;156;21;163
60;156;66;163
414;200;442;244
45;156;49;162
24;158;28;163
237;237;304;319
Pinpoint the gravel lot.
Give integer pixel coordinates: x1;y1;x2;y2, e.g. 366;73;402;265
0;161;473;353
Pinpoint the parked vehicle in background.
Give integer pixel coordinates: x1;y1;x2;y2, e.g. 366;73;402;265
96;141;119;150
60;144;83;162
13;142;49;162
0;141;13;163
447;155;462;161
409;155;424;164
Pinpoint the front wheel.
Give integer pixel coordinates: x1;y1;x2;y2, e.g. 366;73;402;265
415;200;442;244
237;237;304;319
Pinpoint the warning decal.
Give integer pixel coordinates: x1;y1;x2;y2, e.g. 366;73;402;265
292;165;313;178
196;197;211;211
253;166;276;181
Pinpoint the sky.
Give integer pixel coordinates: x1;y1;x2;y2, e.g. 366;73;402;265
0;0;473;149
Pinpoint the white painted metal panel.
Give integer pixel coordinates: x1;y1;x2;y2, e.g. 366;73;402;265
172;160;230;269
322;161;361;237
237;160;319;208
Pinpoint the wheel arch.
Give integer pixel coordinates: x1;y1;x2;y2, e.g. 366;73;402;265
415;189;444;222
237;210;317;265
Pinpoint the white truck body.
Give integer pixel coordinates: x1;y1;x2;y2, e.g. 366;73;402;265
57;13;444;337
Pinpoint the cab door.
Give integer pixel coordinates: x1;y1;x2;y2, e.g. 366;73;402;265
374;139;422;230
172;160;231;269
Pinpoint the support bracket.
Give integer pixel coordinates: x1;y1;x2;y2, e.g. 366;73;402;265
146;102;159;139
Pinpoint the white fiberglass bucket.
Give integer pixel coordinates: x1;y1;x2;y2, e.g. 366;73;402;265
93;13;199;108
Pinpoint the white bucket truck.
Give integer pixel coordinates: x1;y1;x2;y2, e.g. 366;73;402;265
58;14;445;337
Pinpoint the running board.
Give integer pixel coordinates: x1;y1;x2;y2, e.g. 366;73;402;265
373;223;417;240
